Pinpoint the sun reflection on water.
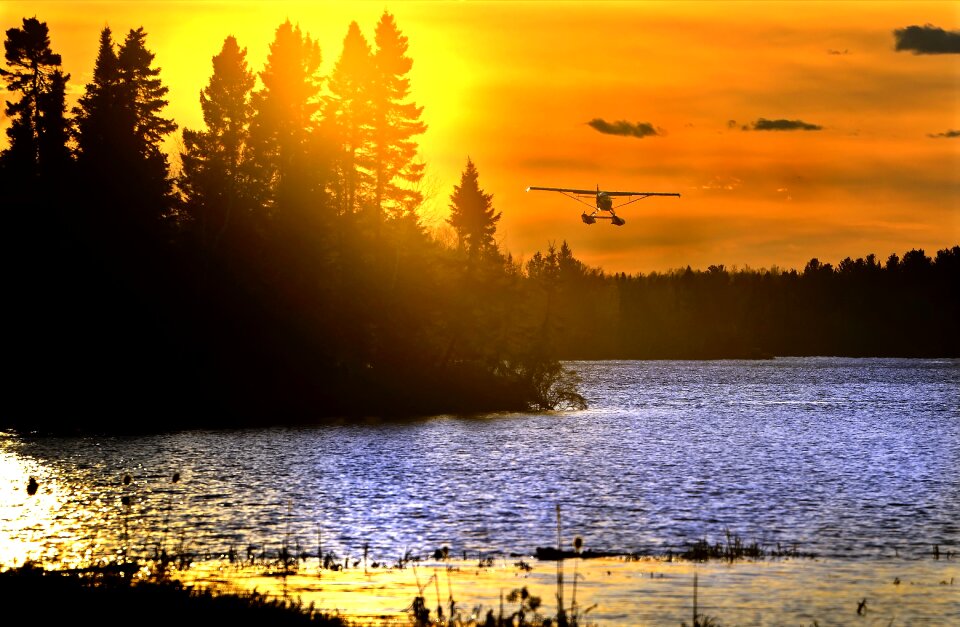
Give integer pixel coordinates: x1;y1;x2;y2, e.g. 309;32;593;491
0;446;65;566
0;441;187;571
179;555;960;625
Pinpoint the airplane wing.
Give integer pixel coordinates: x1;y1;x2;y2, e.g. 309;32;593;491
526;186;597;195
527;186;680;197
604;191;681;197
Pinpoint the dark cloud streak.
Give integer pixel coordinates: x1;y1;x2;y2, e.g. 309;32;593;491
894;25;960;54
928;129;960;139
751;118;822;131
587;118;661;138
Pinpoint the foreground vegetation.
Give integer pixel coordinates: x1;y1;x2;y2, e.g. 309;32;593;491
0;562;347;626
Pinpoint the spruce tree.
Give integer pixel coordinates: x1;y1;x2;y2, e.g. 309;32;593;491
0;17;70;190
36;69;72;184
75;26;176;222
447;158;500;261
371;11;426;219
180;35;255;253
74;26;125;188
325;21;375;217
248;20;325;223
117;27;176;218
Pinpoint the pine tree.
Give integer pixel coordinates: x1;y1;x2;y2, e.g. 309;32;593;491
75;26;176;221
249;20;325;223
371;11;426;219
325;21;375;217
180;35;255;252
447;158;500;261
117;27;176;218
74;26;126;186
0;17;70;190
36;69;72;184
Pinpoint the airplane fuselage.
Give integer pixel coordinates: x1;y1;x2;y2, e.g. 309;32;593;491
596;192;613;212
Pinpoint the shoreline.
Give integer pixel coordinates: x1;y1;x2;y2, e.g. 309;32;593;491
7;552;955;626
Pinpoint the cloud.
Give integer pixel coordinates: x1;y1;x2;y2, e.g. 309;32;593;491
699;175;742;192
518;156;602;170
587;118;661;138
751;118;822;131
928;129;960;138
894;25;960;54
827;49;850;55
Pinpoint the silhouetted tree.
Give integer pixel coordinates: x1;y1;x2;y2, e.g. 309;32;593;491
0;17;70;193
3;14;588;430
74;27;124;199
371;11;426;219
36;69;71;184
180;35;255;255
249;20;326;226
74;26;175;223
325;21;375;217
117;27;176;219
447;157;500;261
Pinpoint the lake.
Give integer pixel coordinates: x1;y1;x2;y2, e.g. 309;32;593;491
2;358;958;624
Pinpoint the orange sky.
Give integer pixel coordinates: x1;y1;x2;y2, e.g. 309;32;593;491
2;1;958;273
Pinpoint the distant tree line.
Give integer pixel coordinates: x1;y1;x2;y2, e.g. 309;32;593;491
529;242;960;359
1;16;582;431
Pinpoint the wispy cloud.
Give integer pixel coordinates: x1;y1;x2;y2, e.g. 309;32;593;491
587;118;661;138
699;175;742;192
928;129;960;138
751;118;822;131
894;25;960;54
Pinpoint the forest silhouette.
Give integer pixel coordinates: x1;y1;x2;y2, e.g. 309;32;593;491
2;16;957;432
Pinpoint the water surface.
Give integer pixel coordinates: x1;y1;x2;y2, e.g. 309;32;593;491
2;358;958;624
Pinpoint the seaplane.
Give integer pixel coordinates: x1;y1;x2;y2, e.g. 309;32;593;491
526;185;680;226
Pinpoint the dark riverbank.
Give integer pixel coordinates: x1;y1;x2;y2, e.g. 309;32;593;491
0;563;347;626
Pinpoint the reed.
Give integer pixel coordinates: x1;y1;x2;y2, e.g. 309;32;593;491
681;572;720;627
555;504;567;627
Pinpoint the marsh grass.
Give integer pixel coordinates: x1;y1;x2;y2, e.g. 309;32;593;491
676;530;813;562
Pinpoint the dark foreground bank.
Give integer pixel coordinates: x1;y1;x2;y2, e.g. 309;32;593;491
0;563;347;626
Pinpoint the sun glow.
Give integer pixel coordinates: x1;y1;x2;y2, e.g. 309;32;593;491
1;1;957;272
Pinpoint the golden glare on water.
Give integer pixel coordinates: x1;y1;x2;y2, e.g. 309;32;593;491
0;442;184;571
183;555;960;625
0;448;67;566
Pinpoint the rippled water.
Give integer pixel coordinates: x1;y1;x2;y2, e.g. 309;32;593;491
2;358;958;568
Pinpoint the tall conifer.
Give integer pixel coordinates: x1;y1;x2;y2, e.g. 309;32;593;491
249;20;325;222
117;27;176;218
325;21;375;217
180;36;255;252
448;158;500;261
36;69;72;183
371;12;426;218
75;26;175;221
74;26;124;184
0;17;70;189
